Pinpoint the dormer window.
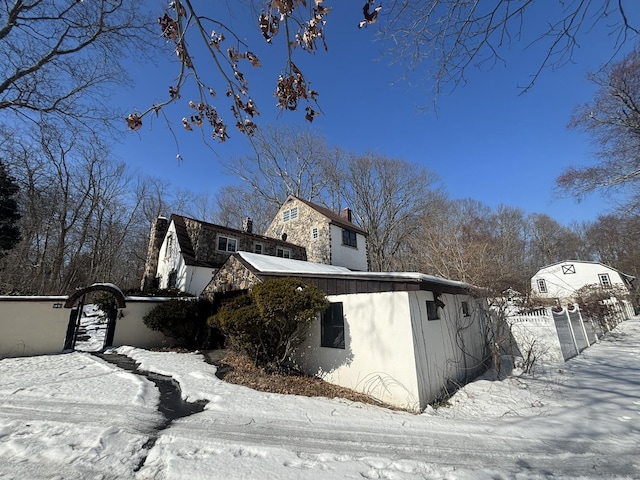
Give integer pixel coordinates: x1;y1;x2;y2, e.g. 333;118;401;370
282;207;298;223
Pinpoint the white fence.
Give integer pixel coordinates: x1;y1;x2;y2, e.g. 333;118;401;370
507;300;633;364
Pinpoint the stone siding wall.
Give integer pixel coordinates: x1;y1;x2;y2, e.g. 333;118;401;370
140;217;169;291
201;256;261;300
265;199;331;264
184;218;306;267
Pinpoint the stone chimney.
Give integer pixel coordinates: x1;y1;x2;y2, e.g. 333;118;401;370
341;208;352;223
140;216;169;291
242;217;253;234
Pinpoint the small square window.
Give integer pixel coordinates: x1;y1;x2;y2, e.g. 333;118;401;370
321;303;345;349
426;300;439;320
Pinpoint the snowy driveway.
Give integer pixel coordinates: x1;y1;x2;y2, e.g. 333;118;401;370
1;319;639;479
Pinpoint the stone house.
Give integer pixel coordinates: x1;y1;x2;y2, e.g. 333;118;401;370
140;214;306;295
202;252;488;411
264;196;369;272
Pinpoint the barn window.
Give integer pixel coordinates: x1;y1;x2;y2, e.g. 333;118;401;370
562;264;576;274
537;279;547;293
321;302;345;349
599;273;612;288
426;300;440;320
218;236;237;252
342;228;357;247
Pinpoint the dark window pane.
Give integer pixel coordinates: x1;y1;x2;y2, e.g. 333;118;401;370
321;303;345;349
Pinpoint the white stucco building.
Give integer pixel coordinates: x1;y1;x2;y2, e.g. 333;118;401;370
203;252;488;411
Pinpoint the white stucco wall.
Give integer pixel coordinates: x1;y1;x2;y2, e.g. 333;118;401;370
295;291;421;410
111;297;177;349
532;262;629;299
157;222;185;289
183;266;216;296
328;224;368;271
0;297;70;358
408;291;487;409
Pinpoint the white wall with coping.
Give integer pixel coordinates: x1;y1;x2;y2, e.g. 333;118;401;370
328;224;368;271
295;291;421;410
0;296;177;358
112;297;177;349
0;296;70;358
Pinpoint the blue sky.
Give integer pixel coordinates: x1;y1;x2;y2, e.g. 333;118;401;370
113;2;638;225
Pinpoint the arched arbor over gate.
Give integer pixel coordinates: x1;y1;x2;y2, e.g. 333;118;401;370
63;283;127;351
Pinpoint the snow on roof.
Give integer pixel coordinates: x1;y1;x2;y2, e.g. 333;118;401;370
238;251;352;275
237;252;471;289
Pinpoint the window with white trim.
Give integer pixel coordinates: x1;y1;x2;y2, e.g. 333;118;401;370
276;247;291;258
311;227;319;240
599;273;612;288
537;279;547;293
254;243;263;254
282;207;298;223
217;235;237;252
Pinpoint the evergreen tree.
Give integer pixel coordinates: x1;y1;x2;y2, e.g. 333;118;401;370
0;160;21;255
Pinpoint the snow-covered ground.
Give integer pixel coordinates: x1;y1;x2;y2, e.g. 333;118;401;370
1;318;639;479
73;304;108;352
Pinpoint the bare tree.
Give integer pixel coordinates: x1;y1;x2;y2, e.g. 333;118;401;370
382;1;639;98
225;125;343;211
0;125;150;293
527;213;586;268
583;214;640;281
558;43;640;208
1;0;154;128
341;153;442;272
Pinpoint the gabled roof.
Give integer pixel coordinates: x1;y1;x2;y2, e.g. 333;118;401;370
170;214;303;268
285;196;368;236
235;252;474;295
534;260;636;281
